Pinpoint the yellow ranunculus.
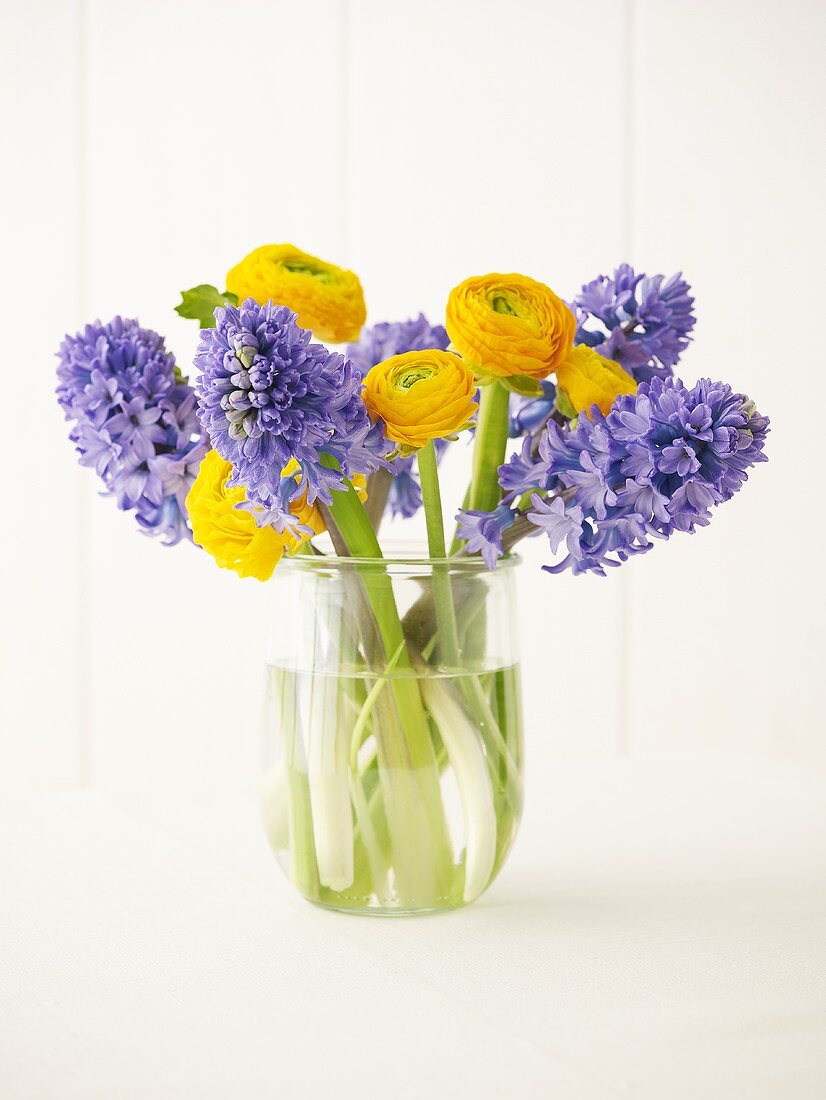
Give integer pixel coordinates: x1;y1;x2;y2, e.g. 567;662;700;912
555;345;637;417
446;273;576;381
187;452;368;580
226;244;366;344
186;450;284;581
361;349;478;454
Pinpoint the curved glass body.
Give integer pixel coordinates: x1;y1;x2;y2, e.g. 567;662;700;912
260;550;523;915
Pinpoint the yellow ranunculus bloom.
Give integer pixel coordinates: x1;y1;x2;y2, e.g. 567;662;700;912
187;452;369;580
186;450;284;581
446;273;576;381
555;344;637;417
361;349;478;454
226;244;366;344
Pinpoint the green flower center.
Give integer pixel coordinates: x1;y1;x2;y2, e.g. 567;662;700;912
491;294;519;316
391;364;437;390
280;260;335;284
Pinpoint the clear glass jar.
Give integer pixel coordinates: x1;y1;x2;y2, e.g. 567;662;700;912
259;549;523;915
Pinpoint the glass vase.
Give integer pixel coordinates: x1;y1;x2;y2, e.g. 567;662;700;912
259;549;523;915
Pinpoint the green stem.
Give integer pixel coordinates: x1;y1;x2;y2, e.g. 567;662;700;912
408;451;524;814
448;483;472;556
324;472;384;558
279;668;320;901
363;467;393;533
417;441;462;668
417;440;448;559
303;574;356;893
418;440;511;896
467;380;510;514
325;474;453;903
349;640;405;758
449;380;510;553
325;479;429;759
346;641;405;906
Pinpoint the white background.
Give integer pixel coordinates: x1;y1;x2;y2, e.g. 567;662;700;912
3;0;823;792
2;3;826;1097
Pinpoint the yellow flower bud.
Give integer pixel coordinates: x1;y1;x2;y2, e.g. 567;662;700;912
226;244;366;344
555;344;637;417
446;272;575;381
361;349;478;454
186;450;284;581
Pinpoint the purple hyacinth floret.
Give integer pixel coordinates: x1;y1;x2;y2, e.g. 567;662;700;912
508;380;557;438
56;317;207;545
573;265;696;383
195;299;387;532
455;505;516;570
346;313;449;374
347;314;451;519
499;436;552;497
385;457;423;519
509;376;769;576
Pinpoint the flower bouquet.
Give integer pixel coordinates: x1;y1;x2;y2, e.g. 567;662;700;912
57;244;769;914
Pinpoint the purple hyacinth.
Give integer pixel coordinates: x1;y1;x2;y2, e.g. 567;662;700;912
455;505;516;570
347;315;451;519
508;380;557;438
385;455;422;519
346;313;449;375
195;299;387;533
491;376;768;575
573;265;695;383
528;496;584;558
499;435;551;497
56;317;207;545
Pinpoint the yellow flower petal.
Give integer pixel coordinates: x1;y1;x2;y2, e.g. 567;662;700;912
555;344;637;417
188;452;369;577
361;350;478;453
226;244;366;343
186;451;283;581
446;272;575;381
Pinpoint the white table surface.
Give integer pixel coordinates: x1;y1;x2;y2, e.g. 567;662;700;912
2;754;825;1099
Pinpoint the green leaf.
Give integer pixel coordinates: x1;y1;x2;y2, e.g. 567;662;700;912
500;374;543;398
175;284;238;328
555;387;578;421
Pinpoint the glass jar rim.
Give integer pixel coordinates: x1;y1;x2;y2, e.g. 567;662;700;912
279;540;520;572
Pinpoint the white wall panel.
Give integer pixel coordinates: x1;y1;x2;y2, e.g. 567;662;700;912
5;0;824;793
628;0;826;764
0;0;85;790
83;0;347;786
348;0;630;756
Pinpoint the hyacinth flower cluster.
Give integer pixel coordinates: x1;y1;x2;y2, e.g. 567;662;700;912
56;317;207;544
573;263;695;383
194;297;387;539
492;377;769;575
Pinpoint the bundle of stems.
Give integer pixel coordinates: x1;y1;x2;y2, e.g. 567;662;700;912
269;380;524;909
